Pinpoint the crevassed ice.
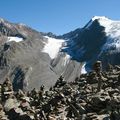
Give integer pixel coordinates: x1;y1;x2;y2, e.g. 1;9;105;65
7;37;23;42
42;36;65;59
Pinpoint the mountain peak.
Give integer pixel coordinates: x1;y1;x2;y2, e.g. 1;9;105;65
91;16;110;21
0;18;6;23
18;23;27;27
85;16;113;31
0;18;13;28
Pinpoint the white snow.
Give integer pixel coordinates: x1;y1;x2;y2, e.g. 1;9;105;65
18;23;27;27
7;37;23;42
86;16;113;31
62;54;71;66
81;63;87;74
98;18;120;52
92;16;114;33
42;36;65;59
92;16;110;21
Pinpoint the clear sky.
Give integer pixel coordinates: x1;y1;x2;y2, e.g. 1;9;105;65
0;0;120;35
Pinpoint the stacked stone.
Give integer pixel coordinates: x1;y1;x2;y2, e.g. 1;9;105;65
0;104;8;120
2;77;13;101
0;61;119;120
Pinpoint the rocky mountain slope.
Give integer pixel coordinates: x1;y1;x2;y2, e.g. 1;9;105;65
0;18;82;91
0;16;120;91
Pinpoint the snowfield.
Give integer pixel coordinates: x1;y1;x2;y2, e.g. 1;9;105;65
42;36;65;59
7;37;23;42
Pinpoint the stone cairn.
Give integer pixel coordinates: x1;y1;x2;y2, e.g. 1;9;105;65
0;61;120;120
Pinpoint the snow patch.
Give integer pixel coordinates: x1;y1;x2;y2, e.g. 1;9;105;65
42;36;65;59
18;23;27;26
62;54;71;66
81;63;87;74
7;37;23;42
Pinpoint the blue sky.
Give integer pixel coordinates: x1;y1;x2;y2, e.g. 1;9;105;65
0;0;120;35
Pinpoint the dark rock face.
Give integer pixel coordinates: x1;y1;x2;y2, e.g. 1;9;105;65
62;20;106;70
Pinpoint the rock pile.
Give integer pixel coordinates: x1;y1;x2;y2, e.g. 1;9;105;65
0;61;120;120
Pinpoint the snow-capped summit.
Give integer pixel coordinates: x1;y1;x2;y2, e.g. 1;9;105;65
91;16;111;21
86;16;120;32
90;16;120;53
61;16;120;71
83;16;120;54
85;16;112;30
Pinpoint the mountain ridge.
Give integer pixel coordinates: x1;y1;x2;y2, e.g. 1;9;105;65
0;16;120;90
